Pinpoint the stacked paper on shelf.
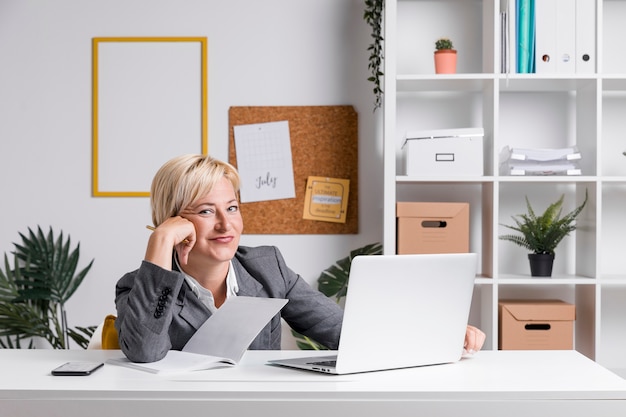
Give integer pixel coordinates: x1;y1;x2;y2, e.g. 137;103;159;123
500;146;582;176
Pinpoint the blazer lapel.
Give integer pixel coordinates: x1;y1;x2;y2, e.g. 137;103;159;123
176;282;211;330
232;258;264;297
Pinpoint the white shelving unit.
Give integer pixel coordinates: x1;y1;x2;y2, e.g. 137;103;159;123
383;0;626;375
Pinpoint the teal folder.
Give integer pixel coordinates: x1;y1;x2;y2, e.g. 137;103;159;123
517;0;535;73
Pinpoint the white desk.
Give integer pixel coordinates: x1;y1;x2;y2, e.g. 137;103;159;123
1;349;626;416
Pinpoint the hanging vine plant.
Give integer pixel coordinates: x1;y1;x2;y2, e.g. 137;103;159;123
364;0;384;111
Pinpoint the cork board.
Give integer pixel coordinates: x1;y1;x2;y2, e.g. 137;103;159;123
229;106;358;234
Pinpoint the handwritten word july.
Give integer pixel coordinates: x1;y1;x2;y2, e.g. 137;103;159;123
255;172;277;189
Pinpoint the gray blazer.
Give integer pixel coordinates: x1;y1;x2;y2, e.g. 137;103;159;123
115;245;343;363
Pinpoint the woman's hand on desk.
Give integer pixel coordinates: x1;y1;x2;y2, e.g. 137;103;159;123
463;325;486;355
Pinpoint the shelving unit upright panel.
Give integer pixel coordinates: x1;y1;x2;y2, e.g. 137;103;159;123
470;283;496;350
574;183;598;279
382;0;398;255
573;284;598;360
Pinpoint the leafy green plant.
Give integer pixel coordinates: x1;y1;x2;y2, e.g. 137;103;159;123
435;38;454;51
364;0;384;111
499;190;588;256
0;226;96;349
292;242;383;350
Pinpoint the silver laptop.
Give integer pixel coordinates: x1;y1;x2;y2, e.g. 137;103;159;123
268;253;478;375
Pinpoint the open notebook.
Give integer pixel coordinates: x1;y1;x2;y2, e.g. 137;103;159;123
108;296;287;374
268;253;478;375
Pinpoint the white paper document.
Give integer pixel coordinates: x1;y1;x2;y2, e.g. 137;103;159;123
182;296;288;362
233;120;296;203
508;146;581;161
107;296;288;374
499;146;583;176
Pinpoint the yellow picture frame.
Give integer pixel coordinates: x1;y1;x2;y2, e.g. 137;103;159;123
92;37;208;197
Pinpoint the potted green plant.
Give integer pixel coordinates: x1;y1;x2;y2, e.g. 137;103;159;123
434;37;457;74
0;226;96;349
499;190;588;277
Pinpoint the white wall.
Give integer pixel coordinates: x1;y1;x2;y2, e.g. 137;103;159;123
0;0;383;346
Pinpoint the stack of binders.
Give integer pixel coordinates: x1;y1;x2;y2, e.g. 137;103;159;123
500;0;596;74
499;146;582;176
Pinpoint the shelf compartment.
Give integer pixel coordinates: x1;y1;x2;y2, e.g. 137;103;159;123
600;183;626;275
602;0;626;74
395;90;494;175
598;285;626;370
601;77;626;91
497;182;596;278
396;182;493;276
497;87;598;176
600;91;626;176
497;284;596;359
396;0;489;75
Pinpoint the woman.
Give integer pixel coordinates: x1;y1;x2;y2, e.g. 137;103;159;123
115;154;484;363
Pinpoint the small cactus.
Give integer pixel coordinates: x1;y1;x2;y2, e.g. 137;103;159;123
435;38;454;50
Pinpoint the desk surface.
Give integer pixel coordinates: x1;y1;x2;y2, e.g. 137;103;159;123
2;349;626;416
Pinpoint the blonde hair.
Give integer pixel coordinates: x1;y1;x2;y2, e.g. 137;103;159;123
150;154;240;226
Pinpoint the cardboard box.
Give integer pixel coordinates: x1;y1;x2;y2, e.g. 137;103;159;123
396;202;469;254
499;299;575;350
402;127;484;176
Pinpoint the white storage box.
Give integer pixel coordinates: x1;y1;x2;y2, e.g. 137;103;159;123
402;128;484;176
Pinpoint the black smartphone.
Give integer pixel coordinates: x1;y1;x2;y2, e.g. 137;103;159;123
51;361;104;376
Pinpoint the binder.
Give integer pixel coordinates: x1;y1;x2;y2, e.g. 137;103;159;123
517;0;535;73
502;0;517;73
500;11;509;74
534;0;577;74
575;0;595;73
529;0;536;73
555;0;576;73
535;0;557;73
